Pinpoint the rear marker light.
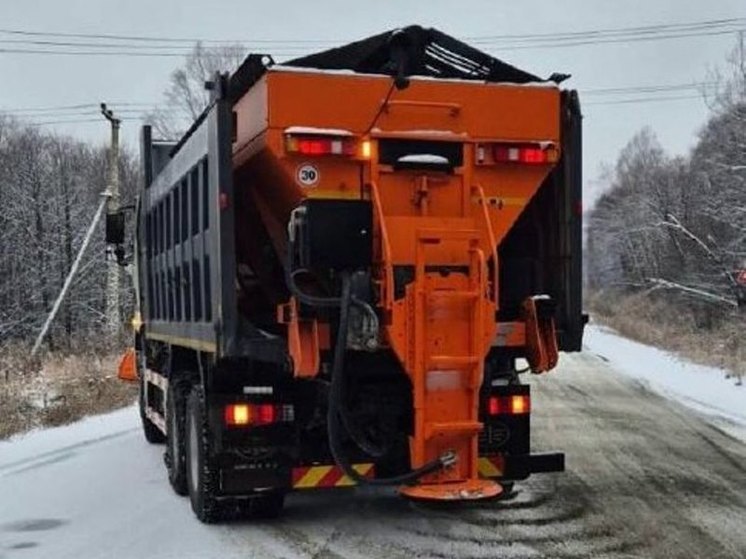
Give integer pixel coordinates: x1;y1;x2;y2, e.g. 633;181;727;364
285;135;356;156
224;403;295;427
225;404;251;426
491;143;558;165
257;404;276;424
361;140;372;159
487;395;531;416
510;395;530;414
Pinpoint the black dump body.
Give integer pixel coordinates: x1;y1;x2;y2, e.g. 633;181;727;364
285;25;542;83
140;26;584;359
228;25;562;102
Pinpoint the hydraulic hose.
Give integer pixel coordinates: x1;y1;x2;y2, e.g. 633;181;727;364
328;274;387;458
283;229;454;484
285;241;386;455
326;273;456;486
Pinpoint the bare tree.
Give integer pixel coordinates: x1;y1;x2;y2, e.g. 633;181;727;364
146;42;246;139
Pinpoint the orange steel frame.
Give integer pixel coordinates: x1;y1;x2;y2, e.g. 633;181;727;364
232;67;562;499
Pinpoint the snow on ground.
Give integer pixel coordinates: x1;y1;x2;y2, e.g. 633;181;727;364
0;405;138;468
584;323;746;442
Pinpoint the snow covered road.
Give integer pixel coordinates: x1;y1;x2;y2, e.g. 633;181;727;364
2;342;746;558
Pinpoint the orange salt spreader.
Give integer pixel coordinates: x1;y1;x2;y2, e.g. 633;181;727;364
227;27;581;500
124;26;582;522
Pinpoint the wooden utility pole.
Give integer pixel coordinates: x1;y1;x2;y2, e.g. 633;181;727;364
101;103;121;337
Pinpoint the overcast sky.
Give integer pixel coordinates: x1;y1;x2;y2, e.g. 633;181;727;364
1;0;744;204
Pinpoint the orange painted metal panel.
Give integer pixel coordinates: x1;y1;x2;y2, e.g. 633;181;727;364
231;65;562;495
265;68;560;141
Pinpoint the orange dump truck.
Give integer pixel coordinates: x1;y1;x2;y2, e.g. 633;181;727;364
116;26;584;521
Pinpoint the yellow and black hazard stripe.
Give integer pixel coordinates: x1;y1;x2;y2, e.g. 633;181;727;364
292;463;374;489
478;455;505;478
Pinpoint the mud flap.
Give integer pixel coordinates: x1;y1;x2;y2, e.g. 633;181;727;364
523;296;559;373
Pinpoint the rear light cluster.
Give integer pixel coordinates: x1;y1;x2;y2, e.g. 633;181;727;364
476;142;559;166
285;135;356;156
487;395;531;415
284;131;372;159
224;403;294;427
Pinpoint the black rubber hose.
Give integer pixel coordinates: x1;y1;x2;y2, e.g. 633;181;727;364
329;274;387;458
326;273;455;486
287;268;341;308
283;234;453;482
285;240;385;455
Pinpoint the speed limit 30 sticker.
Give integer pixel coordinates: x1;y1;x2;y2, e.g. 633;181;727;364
296;164;320;187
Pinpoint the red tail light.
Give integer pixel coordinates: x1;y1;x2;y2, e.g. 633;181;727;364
477;142;558;166
285;135;356;156
224;403;294;427
256;403;276;424
487;394;531;416
493;144;557;165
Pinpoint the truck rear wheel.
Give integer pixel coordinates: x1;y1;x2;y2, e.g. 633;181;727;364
139;374;165;444
185;386;222;523
165;379;190;496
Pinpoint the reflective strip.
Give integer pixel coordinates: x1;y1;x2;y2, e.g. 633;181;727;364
478;456;504;478
145;331;217;353
335;463;374;487
292;463;374;489
294;466;333;488
144;369;168;391
145;407;166;434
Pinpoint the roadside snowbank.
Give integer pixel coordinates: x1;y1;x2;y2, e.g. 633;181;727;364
584;324;746;442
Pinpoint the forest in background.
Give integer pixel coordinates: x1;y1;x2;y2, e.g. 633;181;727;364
586;38;746;381
0;44;240;436
0;119;138;350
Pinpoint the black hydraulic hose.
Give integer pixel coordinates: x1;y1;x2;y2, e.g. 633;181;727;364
287;268;341;308
283;235;454;482
326;273;456;486
329;275;388;458
363;78;397;136
285;241;385;455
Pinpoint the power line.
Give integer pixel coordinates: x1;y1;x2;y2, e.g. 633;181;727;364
0;38;195;50
0;47;310;57
0;102;155;114
480;27;745;51
0;27;334;45
466;17;746;42
0;38;313;53
0;48;187;57
0;16;743;55
1;80;719;120
585;94;707;106
583;82;719;96
23;117;137;126
13;96;711;124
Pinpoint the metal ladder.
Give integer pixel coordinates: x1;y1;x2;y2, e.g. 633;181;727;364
401;227;500;499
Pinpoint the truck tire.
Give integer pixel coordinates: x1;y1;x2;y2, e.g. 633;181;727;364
165;379;190;496
139;375;165;444
185;386;222;523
